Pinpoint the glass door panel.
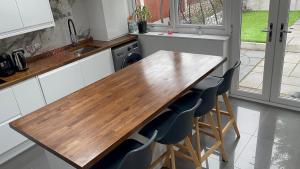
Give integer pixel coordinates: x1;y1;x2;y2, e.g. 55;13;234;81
235;0;280;101
270;0;300;108
280;11;300;99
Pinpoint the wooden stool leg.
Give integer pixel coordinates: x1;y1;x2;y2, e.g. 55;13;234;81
194;117;202;159
222;93;240;138
215;96;223;141
207;112;228;162
184;137;202;169
169;145;176;169
162;146;171;169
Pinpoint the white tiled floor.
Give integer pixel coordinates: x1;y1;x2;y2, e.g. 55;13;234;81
177;98;300;169
1;98;300;169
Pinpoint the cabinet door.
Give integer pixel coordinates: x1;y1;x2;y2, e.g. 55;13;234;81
38;62;84;104
16;0;54;27
80;49;115;86
0;88;21;124
102;0;128;40
0;116;27;155
0;0;23;34
12;78;46;116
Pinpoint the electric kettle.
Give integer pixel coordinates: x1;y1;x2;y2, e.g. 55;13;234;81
12;49;28;71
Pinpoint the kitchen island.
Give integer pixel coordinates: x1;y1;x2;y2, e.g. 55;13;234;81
10;50;226;169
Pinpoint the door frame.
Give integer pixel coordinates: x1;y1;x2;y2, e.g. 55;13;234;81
230;0;283;102
269;0;300;107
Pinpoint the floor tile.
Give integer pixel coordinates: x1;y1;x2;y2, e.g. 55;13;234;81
280;84;300;96
281;76;300;86
242;50;265;59
282;63;297;76
290;64;300;77
239;72;264;89
240;56;263;66
252;66;264;73
284;52;300;64
257;60;265;67
0;146;52;169
255;107;300;149
240;65;254;81
235;136;300;169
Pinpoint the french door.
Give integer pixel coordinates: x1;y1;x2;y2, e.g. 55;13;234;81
232;0;300;109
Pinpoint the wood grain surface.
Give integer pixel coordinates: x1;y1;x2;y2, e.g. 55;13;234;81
10;50;226;169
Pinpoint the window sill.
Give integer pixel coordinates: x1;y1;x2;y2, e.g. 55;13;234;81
132;32;230;41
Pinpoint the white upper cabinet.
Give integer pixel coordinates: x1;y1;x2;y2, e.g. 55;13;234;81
0;0;54;39
86;0;129;41
80;49;115;86
102;0;129;40
38;62;85;104
12;78;46;116
0;88;21;124
16;0;54;27
0;0;23;34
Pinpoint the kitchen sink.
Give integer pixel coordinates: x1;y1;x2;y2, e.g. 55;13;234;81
70;46;99;56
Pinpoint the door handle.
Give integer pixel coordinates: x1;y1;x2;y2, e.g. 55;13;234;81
262;23;273;42
261;29;272;33
279;23;292;42
282;30;292;34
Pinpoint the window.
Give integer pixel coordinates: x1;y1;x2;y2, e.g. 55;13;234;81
133;0;226;31
177;0;224;26
135;0;171;25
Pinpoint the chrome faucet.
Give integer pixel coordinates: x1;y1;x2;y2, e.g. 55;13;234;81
68;19;78;46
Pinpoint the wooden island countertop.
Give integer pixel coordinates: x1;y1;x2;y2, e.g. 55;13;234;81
10;50;226;169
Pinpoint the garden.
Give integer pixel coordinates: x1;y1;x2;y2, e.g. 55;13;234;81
241;11;300;43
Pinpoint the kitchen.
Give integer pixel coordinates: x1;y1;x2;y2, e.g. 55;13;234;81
0;0;300;169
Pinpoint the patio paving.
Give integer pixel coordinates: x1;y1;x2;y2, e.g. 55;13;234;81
239;19;300;98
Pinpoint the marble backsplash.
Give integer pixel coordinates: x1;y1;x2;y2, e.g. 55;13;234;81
0;0;91;58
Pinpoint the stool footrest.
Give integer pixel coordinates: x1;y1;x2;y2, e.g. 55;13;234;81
222;119;235;135
201;141;221;162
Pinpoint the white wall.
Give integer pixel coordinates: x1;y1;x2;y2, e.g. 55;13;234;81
138;34;230;76
139;35;229;57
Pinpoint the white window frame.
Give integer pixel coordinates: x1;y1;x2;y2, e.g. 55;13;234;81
131;0;232;35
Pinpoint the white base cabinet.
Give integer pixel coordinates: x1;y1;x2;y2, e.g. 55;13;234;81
12;78;46;116
0;48;115;163
0;116;27;155
80;49;115;86
0;88;21;124
38;62;85;104
0;77;46;164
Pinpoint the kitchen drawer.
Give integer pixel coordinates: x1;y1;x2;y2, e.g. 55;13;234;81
38;61;85;104
12;78;46;116
0;116;27;155
0;88;21;124
80;49;115;86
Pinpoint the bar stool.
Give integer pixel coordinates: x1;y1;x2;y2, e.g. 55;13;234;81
169;78;228;164
193;61;241;141
139;99;202;169
91;131;157;169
